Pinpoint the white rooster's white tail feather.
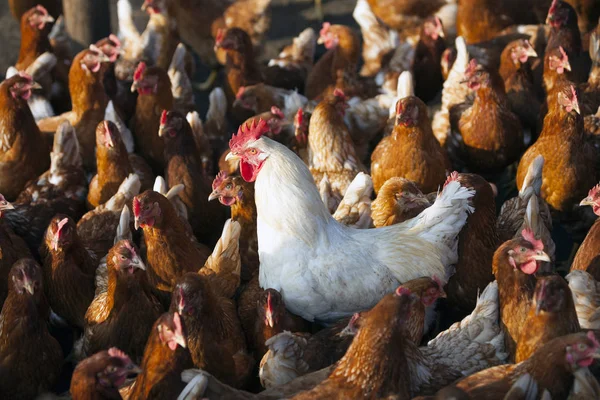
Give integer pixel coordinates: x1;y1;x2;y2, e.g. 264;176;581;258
115;205;132;243
519;155;544;198
396;71;414;100
169;43;194;110
117;0;141;44
333;172;373;229
104;174;141;211
105;101;134;153
165;184;185;200
206;87;227;131
153;175;168;194
186;111;204;150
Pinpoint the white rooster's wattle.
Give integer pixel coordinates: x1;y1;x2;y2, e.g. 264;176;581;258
228;121;474;322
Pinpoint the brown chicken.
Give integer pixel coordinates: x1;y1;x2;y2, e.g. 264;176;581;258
543;45;572;96
0;259;63;399
414;16;447;103
37;46;113;170
517;84;597;212
253;288;311;359
290;288;419;399
40;215;97;329
88;121;134;209
15;5;55;71
499;39;541;137
82;239;163;363
371;178;432;228
129;312;193;400
0;72;51;200
71;348;141;400
0;196;31;308
448;60;524;173
493;231;551;361
133;190;211;292
446;173;498;314
515;274;580;362
209;171;258;280
170;272;253;388
130;62;174;173
2;121;87;257
160;110;229;247
399;277;447;343
305;23;360;100
571;184;600;280
307;90;366;210
9;0;61;20
372;96;450;194
214;28;262;107
452;331;600;399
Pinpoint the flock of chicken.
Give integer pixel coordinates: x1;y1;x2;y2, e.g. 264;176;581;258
2;0;600;398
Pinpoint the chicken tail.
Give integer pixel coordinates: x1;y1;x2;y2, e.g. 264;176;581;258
153;175;168;195
333;172;374;228
26;52;57;81
50;121;82;175
504;373;539;400
117;0;141;46
519;155;544;199
259;331;310;389
206;87;228;136
566;270;600;329
590;32;599;69
178;371;209;400
48;15;67;43
292;28;317;64
105;101;134;153
186;111;205;151
201;219;242;298
169;43;194;111
115;205;132;243
104;174;141;211
396;71;414;101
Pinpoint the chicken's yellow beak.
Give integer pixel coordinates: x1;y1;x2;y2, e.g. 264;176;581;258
580;196;594;207
225;152;238;162
208;190;220;202
531;250;551;262
130;81;139;92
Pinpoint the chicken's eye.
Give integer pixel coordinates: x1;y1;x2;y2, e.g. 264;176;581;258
120;255;126;261
225;184;232;190
107;366;117;373
520;247;527;253
578;343;588;351
248;148;257;155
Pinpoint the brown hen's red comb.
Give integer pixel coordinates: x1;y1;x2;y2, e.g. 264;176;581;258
588;331;600;348
588;184;600;198
465;58;478;75
559;46;568;61
229;119;269;152
548;0;558;15
236;86;245;99
212;170;228;190
521;229;544;251
432;275;444;289
133;62;146;82
333;88;346;100
395;286;412;296
35;5;48;15
216;29;225;45
133;196;141;217
271;106;284;119
319;22;331;39
108;347;130;362
444;171;460;187
294;108;304;126
109;34;122;49
123;240;136;255
160;110;168;127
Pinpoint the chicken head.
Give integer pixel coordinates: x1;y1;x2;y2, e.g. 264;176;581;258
9;258;43;297
580;183;600;215
132;191;164;229
45;215;76;252
227;118;271;182
258;289;286;329
318;22;339;49
510;40;538;65
81;45;111;73
96;120;121;149
158;109;185;138
548;46;571;74
507;229;551;274
75;348;141;394
395;96;425;127
110;239;146;275
0;194;15;217
546;0;577;29
130;62;162;95
157;312;187;351
95;34;122;63
533;275;570;315
423;16;445;41
6;72;40;101
23;5;54;31
209;171;243;206
565;331;600;369
557;85;581;115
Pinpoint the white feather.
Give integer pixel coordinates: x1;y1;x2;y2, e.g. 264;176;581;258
105;101;134;153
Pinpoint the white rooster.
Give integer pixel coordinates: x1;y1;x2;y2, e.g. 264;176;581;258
226;120;474;322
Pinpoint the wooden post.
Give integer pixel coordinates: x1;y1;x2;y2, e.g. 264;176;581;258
62;0;111;48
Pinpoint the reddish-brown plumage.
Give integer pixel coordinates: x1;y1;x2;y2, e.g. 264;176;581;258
515;275;580;362
305;24;360;100
130;63;173;173
517;84;597;212
454;332;599;399
493;236;550;361
129;312;193;400
0;73;51;200
37;48;113;170
546;0;585;82
40;215;96;329
371;178;432;228
161;111;229;247
290;290;419;400
88;121;133;209
413;17;447;103
446;174;498;313
170;272;252;388
9;0;61;20
83;240;163;363
571;184;600;280
15;5;53;71
133;190;212;292
71;348;140;400
0;259;63;399
372;96;450;194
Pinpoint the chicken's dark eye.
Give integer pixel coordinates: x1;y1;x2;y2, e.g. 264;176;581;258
520;247;526;252
578;343;587;351
120;255;126;261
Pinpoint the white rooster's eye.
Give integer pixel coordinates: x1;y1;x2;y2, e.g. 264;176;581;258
248;148;257;155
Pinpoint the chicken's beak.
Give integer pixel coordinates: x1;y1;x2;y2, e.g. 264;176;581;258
526;47;538;58
225;152;238;162
131;255;146;271
564;61;572;72
531;250;551;262
174;332;187;349
134;216;141;230
130;81;139;93
30;81;43;90
158;125;166;137
42;14;55;24
580;196;594;207
535;300;543;316
126;363;143;377
22;277;35;295
208;190;220;202
573;102;581;115
265;309;274;328
0;201;15;212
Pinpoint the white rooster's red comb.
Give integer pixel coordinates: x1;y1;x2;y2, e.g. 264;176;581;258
229;119;269;152
521;229;544;251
